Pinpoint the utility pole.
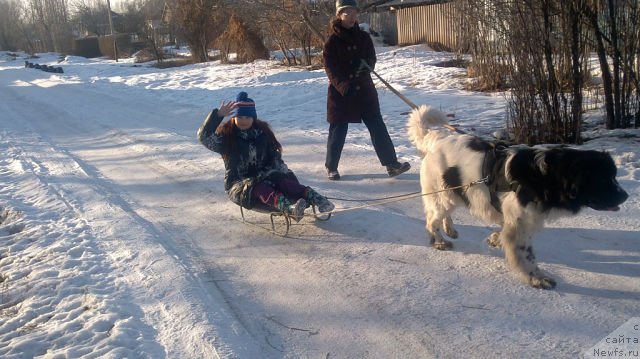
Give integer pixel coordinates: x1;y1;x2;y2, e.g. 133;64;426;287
106;0;118;62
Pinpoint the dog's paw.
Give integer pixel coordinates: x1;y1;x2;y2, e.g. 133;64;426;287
486;232;501;248
431;238;453;250
443;226;458;239
442;218;459;239
529;274;557;290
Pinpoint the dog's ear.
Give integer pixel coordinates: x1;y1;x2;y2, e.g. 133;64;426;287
541;147;583;182
534;148;573;176
507;149;547;183
536;148;584;181
533;150;549;175
505;149;546;204
507;148;574;205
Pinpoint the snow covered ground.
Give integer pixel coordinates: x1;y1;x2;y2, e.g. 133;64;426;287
0;45;638;359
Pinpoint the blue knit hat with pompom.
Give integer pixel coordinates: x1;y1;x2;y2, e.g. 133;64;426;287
233;91;257;119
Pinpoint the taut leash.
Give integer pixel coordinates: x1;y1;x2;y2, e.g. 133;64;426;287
325;176;489;215
360;59;464;134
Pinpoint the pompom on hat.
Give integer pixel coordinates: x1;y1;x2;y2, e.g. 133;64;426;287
336;0;358;15
233;91;257;119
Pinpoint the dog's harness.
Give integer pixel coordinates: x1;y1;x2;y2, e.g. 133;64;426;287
481;141;519;213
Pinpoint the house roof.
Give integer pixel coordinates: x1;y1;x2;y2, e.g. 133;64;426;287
368;0;449;10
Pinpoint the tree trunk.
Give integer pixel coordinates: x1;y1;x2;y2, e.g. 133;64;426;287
584;5;616;129
569;1;583;143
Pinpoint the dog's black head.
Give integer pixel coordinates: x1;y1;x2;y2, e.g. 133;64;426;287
507;148;628;213
561;150;628;211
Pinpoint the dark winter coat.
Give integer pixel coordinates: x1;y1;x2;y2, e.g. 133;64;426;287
323;19;380;124
197;109;293;209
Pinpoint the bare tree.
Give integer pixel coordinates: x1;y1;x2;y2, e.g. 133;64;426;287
70;0;110;36
216;13;269;64
261;10;298;65
454;0;511;91
173;0;225;63
27;0;72;53
454;0;639;144
24;0;73;53
582;0;639;129
118;0;146;36
0;0;24;51
244;0;329;43
237;0;330;66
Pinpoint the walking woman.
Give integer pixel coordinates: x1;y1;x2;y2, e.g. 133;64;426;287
323;0;410;180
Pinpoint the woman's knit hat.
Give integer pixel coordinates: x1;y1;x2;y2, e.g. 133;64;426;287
336;0;358;15
233;91;257;119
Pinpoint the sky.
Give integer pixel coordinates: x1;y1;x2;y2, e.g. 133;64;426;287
0;40;639;358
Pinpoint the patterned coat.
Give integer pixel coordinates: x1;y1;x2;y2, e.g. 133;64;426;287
197;110;293;208
323;20;380;124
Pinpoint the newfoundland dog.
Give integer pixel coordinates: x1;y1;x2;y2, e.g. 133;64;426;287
408;105;628;289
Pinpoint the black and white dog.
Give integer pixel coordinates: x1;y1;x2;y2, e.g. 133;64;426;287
408;105;628;289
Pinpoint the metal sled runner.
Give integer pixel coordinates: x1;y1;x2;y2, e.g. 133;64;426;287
239;203;332;237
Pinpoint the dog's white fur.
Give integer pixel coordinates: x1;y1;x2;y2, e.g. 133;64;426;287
408;105;627;289
408;106;504;226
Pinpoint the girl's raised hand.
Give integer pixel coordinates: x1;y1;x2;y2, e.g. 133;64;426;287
218;101;237;118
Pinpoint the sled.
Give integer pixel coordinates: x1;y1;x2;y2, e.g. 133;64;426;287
239;203;331;237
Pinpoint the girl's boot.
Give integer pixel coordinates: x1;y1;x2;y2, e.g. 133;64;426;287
305;188;335;213
275;194;306;222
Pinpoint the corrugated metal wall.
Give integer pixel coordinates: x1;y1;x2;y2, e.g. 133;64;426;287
396;2;459;49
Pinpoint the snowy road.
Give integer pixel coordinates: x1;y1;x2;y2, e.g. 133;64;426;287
1;51;639;358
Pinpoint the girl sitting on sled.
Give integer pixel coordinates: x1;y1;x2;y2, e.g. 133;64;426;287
197;91;334;221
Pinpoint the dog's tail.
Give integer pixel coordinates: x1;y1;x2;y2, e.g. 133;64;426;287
407;105;450;154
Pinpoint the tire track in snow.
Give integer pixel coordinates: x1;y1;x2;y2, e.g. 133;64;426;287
1;80;258;358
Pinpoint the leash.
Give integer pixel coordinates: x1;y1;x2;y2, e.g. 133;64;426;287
325;191;421;202
325;176;490;215
236;177;489;237
360;59;464;134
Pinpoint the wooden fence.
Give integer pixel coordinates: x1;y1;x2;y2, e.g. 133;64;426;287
364;2;459;49
396;2;458;48
365;11;397;45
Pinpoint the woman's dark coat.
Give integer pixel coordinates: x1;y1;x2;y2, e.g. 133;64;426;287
197;110;293;209
323;19;380;124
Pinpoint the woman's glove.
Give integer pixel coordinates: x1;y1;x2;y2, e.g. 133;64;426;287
351;58;371;77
